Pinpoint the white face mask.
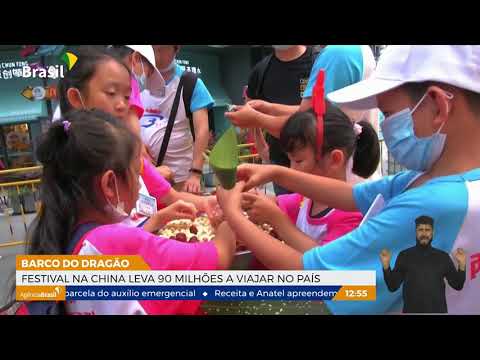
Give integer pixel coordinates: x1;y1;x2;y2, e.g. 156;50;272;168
132;57;147;92
104;174;129;222
75;88;87;109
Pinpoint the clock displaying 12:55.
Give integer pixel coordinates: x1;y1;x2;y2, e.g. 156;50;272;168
345;289;369;298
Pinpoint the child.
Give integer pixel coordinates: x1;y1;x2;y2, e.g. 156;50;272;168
13;110;236;315
216;46;480;315
107;45;172;181
56;46;218;229
243;102;379;252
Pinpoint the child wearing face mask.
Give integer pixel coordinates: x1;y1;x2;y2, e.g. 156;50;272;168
243;102;379;252
109;45;172;179
214;46;480;316
7;110;236;315
56;46;219;231
380;90;453;172
107;45;165;129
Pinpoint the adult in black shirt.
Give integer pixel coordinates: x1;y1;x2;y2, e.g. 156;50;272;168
380;215;466;314
246;45;317;195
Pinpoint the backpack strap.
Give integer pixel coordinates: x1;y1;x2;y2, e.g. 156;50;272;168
181;71;199;141
66;222;101;255
156;74;186;166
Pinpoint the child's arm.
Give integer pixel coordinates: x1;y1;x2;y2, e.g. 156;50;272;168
218;182;303;270
247;99;301;117
141;158;172;208
270;214;319;253
252;128;270;163
156;165;174;184
243;192;318;253
212;221;237;270
225;103;289;139
237;163;358;212
142;156;217;217
320;212;363;246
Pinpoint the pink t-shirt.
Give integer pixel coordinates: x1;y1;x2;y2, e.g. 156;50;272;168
277;193;363;246
129;75;144;119
141;157;171;209
67;224;218;315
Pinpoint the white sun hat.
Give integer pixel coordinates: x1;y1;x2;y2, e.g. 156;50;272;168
327;45;480;110
126;45;165;97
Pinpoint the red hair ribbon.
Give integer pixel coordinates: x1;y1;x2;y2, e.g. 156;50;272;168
312;69;326;156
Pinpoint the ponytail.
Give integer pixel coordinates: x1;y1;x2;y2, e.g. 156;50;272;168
352;120;380;178
29;109;140;256
280;102;380;179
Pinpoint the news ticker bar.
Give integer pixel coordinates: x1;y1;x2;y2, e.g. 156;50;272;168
16;270;376;286
16;285;376;301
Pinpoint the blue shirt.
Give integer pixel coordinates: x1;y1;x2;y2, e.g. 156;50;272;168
169;64;215;112
303;45;364;98
303;168;480;314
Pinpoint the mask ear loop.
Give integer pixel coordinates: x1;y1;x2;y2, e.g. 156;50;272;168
444;91;454;114
410;91;429;115
140;57;146;78
112;174;126;214
75;88;87;109
437;91;454;134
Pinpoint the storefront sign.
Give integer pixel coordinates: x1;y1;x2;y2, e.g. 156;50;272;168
21;86;56;101
0;51;76;80
176;59;202;74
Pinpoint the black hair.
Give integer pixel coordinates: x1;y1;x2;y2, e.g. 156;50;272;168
280;101;380;178
415;215;434;228
107;45;134;60
29;109;140;255
57;46;130;115
4;109;141;314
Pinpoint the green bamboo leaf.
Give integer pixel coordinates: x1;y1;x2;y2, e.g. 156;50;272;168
209;126;239;189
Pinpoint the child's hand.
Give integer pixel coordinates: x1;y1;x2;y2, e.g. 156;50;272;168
242;192;282;225
247;99;274;115
156;200;197;224
143;200;197;233
156;165;174;183
201;195;224;229
216;181;245;218
236;163;276;191
224;103;261;129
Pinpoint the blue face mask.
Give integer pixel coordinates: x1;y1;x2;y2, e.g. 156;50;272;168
380;91;452;172
133;58;147;92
